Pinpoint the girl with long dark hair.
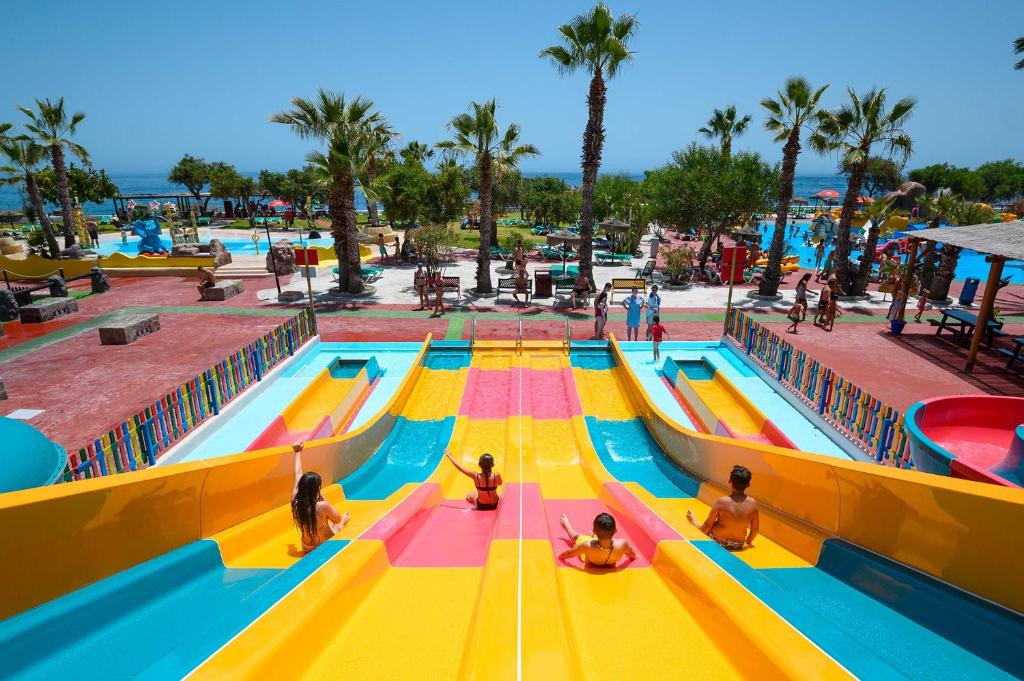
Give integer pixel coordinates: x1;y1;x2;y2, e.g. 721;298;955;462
292;442;349;552
444;448;502;510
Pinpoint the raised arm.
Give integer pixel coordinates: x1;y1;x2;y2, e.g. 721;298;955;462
444;448;473;478
292;441;305;497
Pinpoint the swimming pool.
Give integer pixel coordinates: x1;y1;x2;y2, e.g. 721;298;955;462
758;221;1022;284
96;234;336;257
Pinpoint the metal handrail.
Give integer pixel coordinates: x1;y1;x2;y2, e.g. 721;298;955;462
471;317;477;348
517;318;523;353
564;317;571;354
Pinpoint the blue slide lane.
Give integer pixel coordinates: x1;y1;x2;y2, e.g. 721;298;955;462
339;416;456;500
695;540;1023;680
0;541;279;680
584;416;700;498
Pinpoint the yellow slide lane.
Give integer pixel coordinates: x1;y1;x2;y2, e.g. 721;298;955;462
688;375;763;437
283;375;357;432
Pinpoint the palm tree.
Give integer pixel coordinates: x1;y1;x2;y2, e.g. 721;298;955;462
929;200;995;301
855;196;906;293
540;4;638;289
364;117;398;225
1015;36;1024;69
19;98;88;248
816;88;916;294
0;136;61;257
911;191;960;296
698;105;752;158
757;78;829;296
271;90;379;294
437;99;538;293
400;141;434;165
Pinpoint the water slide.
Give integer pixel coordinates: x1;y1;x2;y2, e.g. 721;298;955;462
245;356;381;450
662;356;797;448
1;341;1022;679
0;417;67;493
905;395;1024;487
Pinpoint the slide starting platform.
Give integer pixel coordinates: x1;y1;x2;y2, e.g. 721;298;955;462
246;356;381;450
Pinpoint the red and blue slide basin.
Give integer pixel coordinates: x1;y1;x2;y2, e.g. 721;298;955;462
905;395;1024;487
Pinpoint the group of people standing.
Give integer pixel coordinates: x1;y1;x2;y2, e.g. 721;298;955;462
786;272;843;334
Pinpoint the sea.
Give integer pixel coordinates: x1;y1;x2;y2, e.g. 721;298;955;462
0;171;849;216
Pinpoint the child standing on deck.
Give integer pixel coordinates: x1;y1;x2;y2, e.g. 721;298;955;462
622;287;644;341
444;449;502;510
650;314;668;361
558;512;637;567
687;465;759;551
914;290;929;322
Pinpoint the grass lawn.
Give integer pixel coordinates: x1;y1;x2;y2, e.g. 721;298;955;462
219;214;369;230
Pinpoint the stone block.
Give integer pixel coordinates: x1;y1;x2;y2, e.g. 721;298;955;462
0;378;6;400
98;313;160;345
18;297;79;323
201;280;245;301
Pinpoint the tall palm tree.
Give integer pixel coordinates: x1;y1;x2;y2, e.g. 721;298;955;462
817;88;916;294
904;191;959;296
271;90;379;294
1015;36;1024;69
436;99;538;293
19;98;88;248
0;136;61;258
757;78;829;296
856;196;907;292
364;117;398;225
929;200;994;301
698;105;752;158
400;141;434;165
540;4;638;289
696;104;753;157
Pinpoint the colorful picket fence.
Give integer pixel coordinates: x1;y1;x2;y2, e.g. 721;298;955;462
725;309;912;468
63;308;317;481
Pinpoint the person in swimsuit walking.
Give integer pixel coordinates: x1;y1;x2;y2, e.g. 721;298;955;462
686;465;759;551
444;449;502;510
414;263;428;310
291;442;350;553
593;283;611;339
558;512;636;567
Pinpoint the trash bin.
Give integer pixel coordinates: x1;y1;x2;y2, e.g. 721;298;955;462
958;277;980;306
534;269;553;298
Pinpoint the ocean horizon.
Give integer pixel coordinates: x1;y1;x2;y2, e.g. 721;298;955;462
0;170;849;216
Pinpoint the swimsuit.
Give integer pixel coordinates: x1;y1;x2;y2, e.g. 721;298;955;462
201;280;215;288
475;473;499;511
709;532;745;551
574;535;617;566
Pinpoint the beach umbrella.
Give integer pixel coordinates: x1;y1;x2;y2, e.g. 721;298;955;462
599;218;631;252
268;199;291;208
0;210;23;227
791;197;808;204
547;230;580;267
857;195;875;204
815;190;840;200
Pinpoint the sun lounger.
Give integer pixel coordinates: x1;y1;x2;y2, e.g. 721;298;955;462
595;252;632;265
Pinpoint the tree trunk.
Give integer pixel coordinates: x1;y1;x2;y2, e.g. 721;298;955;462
579;69;607;291
834;151;868;294
367;157;380;226
50;144;76;247
853;212;883;295
343;176;363;294
759;128;801;296
929;245;961;301
25;172;60;258
329;178;349;293
476;152;494;293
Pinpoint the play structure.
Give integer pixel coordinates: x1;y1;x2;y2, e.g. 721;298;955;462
905;395;1023;487
0;339;1021;680
0;417;67;493
246;357;380;450
126;216;169;255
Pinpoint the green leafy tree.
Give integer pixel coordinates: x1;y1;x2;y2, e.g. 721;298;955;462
908;163;986;199
400;141;434;165
364;117;399;225
593;173;639;220
272;90;383;294
436;99;538;293
929;200;996;301
424;163;470;226
841;156;903;197
36;163;118;206
974;159;1024;200
698;105;752;158
168;154;211;214
816;87;916;294
0;136;61;257
540;3;638;290
19;98;88;247
758;77;829;296
205;162;243;213
379;159;431;228
854;196;906;294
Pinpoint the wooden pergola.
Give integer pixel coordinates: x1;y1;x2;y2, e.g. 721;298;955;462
897;221;1024;372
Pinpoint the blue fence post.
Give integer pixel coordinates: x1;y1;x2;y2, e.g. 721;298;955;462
93;439;108;476
121;422;137;471
286;328;295;356
876;418;892;462
141;419;157;466
817;374;830;415
206;370;220;416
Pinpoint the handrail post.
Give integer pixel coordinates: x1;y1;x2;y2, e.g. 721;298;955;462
471;317;477;348
518;318;523;354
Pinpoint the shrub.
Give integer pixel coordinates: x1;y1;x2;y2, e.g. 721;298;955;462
663;244;695;284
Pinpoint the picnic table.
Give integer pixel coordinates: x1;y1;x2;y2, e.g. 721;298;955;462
932;309;1004;348
996;336;1024;369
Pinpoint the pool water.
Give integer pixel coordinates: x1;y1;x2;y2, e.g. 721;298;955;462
96;235;336;257
757;222;1021;284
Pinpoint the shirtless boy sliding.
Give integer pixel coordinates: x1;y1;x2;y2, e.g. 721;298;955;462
687;465;759;551
558;512;637;567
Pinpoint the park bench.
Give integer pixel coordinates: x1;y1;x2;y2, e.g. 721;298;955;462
635;259;655;282
930;309;1003;348
497;276;531;304
19;297;79;323
420;276;460;301
555;276;589;307
4;268;110;307
98;313;160;345
609;278;646;303
201;280;245;301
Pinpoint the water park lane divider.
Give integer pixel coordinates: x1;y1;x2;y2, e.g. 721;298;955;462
725;308;912;467
65;307;316;482
609;336;1024;616
0;335;432;622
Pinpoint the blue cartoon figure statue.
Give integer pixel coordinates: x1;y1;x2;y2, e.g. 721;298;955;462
128;216;169;255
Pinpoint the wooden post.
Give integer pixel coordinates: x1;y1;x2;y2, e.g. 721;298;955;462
894;238;920;321
965;256;1005;372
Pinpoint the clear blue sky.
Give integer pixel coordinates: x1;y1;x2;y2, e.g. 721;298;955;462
3;0;1022;175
